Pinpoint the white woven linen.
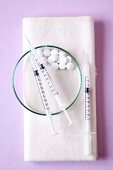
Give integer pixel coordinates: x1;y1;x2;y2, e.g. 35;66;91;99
23;16;97;161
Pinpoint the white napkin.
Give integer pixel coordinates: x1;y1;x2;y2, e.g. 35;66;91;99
23;16;97;161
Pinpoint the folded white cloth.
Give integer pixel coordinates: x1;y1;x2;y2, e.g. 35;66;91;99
23;16;97;161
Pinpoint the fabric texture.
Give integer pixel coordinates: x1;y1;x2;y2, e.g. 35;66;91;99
23;16;97;161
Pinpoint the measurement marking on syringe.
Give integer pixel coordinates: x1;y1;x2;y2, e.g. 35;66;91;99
84;64;93;156
32;69;56;135
85;76;90;121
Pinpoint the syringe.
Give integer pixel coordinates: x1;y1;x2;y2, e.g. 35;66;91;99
25;35;72;125
84;63;93;156
29;54;57;135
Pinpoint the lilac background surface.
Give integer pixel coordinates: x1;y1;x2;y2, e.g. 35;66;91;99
0;0;113;169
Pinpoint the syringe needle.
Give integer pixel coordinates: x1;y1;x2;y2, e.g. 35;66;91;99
25;34;37;57
54;95;72;125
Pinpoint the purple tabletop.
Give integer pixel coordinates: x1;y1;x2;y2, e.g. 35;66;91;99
0;0;113;169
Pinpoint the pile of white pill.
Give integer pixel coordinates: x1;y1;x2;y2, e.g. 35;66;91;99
36;48;75;71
